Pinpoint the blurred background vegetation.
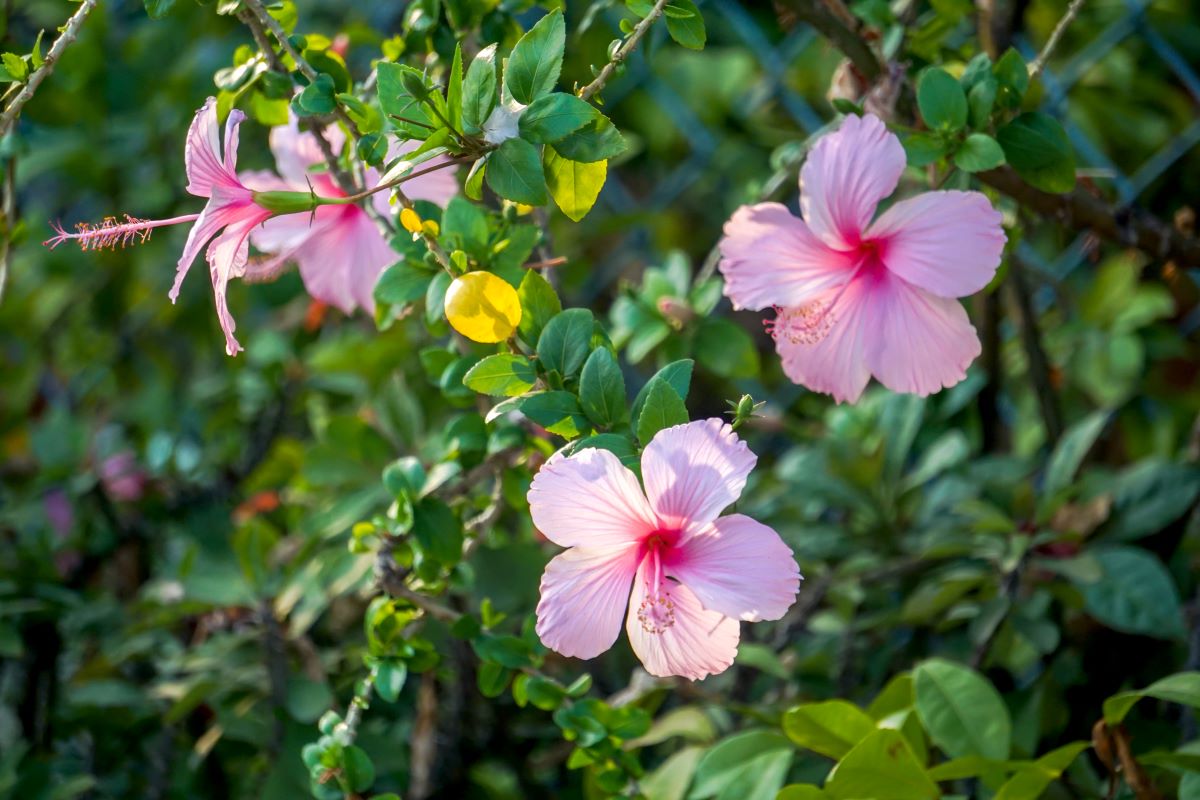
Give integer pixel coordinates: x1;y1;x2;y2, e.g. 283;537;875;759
2;0;1200;798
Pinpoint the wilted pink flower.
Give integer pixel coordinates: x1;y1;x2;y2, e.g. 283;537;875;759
719;113;1006;403
529;419;800;680
242;115;458;315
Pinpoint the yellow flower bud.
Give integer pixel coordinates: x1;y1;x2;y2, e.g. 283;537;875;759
400;207;423;234
444;271;522;343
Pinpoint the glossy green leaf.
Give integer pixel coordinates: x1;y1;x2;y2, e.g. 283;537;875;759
462;354;538;396
825;729;939;800
579;348;627;427
997;112;1076;193
635;378;689;446
913;658;1011;761
954;133;1006;172
537;308;594;377
486;137;548;205
783;700;878;760
519;93;598;143
504;9;565;104
917;68;967;131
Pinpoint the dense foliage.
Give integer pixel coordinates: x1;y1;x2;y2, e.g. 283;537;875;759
3;1;1200;799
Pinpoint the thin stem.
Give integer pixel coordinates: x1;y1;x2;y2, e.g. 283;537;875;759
328;156;469;205
1029;0;1086;80
578;0;671;101
0;0;99;136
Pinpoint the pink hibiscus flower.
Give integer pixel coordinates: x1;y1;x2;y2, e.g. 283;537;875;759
166;96;280;357
719;113;1006;403
528;419;800;680
241;115;458;315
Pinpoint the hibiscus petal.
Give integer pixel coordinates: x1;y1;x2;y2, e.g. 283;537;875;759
222;108;246;173
292;208;386;315
641;419;756;530
864;271;982;396
773;278;873;404
536;544;640;660
185;97;232;198
718;203;854;311
169;203;228;302
204;211;270;356
800;113;905;250
528;447;657;548
868;190;1006;298
669;514;800;622
625;559;739;680
270;113;343;188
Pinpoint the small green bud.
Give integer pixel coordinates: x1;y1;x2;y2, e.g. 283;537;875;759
729;393;763;431
401;70;430;101
252;190;321;215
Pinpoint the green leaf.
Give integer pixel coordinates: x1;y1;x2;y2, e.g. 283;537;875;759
295;73;336;115
374;260;432;306
519;391;589;438
825;729;938;800
993;47;1029;108
411;497;464;566
1104;672;1200;725
342;746;375;793
441;196;489;254
1103;459;1200;541
447;43;463;132
782;701;878;760
544;149;606;222
968;77;998;128
517;269;562;345
1040;410;1108;506
917;67;967;131
462;44;497;135
778;787;829;800
571;433;638;469
504;9;565;104
377;61;437;138
144;0;177;18
537;308;594;377
552;114;627;163
630;359;693;421
372;660;408;703
579;348;627;427
903;132;949;167
519;93;598;143
635;378;689;446
29;31;43;70
695;318;760;378
954;132;1006;172
994;742;1089;800
463;354;538;397
476;661;511;698
665;0;706;49
356;131;389;165
486;137;548;205
690;730;793;800
1077;546;1186;639
997;112;1076;193
913;658;1012;761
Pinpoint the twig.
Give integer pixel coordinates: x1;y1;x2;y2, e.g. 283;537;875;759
774;0;882;83
0;0;99;136
1029;0;1086;80
578;0;671;102
1008;258;1064;442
